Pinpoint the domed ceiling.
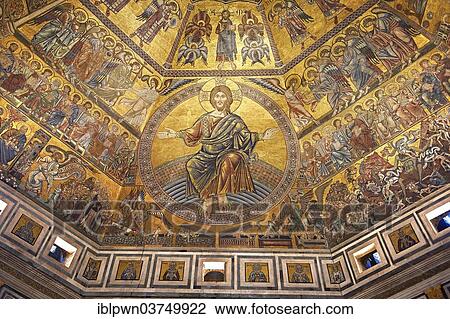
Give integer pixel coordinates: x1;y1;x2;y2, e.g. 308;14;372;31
0;0;449;250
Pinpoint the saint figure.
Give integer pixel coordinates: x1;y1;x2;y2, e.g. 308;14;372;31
15;220;36;245
162;262;181;281
215;10;238;70
397;228;417;252
120;262;137;280
290;264;310;283
247;263;267;282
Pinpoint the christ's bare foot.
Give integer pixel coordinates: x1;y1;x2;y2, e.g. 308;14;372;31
202;197;214;217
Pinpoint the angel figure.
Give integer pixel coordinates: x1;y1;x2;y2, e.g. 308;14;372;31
360;9;420;69
130;0;182;47
268;0;316;49
26;147;86;196
333;27;382;96
120;77;159;130
120;77;194;130
284;76;319;128
305;49;353;115
246;76;318;130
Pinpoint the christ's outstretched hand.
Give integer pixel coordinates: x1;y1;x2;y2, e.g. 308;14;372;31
157;128;178;139
261;128;279;141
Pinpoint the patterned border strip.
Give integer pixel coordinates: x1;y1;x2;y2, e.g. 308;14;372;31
257;3;283;67
191;0;262;3
163;3;194;69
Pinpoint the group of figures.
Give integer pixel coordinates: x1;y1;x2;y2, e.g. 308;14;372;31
250;7;425;132
96;0;272;69
178;9;271;68
299;54;449;187
268;0;352;48
252;49;450;246
0;111;114;239
0;40;138;181
28;4;143;105
1;100;158;242
262;103;450;247
291;103;450;246
83;258;344;286
24;3;197;133
213;9;272;69
94;0;183;45
303;8;422;111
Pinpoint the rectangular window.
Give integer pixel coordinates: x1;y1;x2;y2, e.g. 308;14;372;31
359;251;381;270
426;202;450;233
48;237;77;268
0;199;7;215
203;261;226;271
353;243;382;273
202;261;226;282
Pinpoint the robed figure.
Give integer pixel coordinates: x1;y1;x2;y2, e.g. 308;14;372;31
120;262;137;280
215;10;238;70
247;263;268;282
158;85;277;207
131;0;182;47
162;262;181;281
290;265;310;283
0;126;28;166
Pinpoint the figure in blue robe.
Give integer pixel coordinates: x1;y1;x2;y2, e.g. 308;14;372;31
330;120;352;170
120;263;137;280
31;12;75;56
0;128;27;165
419;72;448;110
341;35;381;92
216;10;237;70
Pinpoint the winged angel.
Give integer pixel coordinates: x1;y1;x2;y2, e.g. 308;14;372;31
268;0;316;49
26;146;87;196
130;0;182;47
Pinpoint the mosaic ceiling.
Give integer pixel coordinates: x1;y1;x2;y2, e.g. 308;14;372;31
0;0;449;250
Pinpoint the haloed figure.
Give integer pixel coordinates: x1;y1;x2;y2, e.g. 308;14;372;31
215;10;238;70
158;85;277;212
